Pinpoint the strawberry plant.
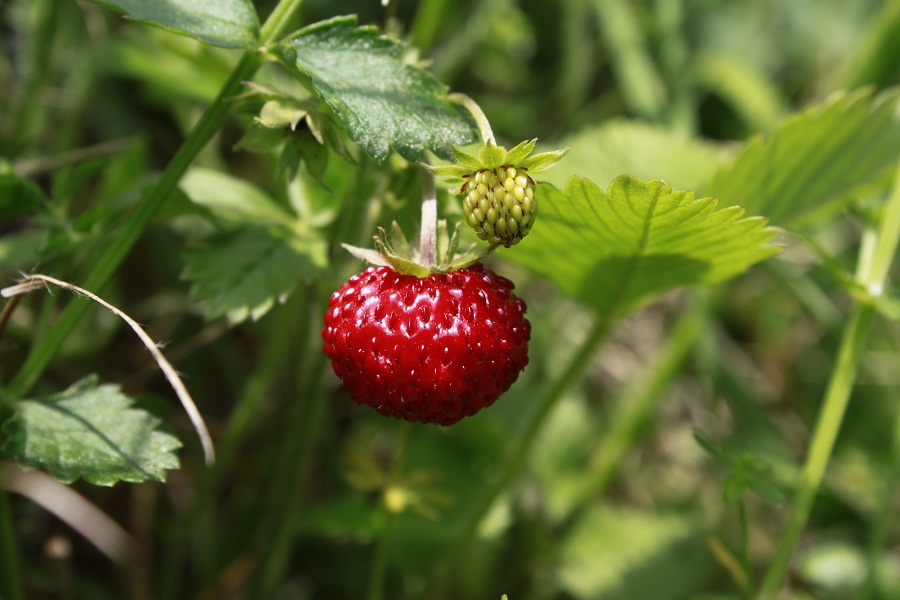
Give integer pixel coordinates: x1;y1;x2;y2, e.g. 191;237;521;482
2;1;900;599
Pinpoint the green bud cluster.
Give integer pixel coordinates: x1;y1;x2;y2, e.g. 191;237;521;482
461;167;536;247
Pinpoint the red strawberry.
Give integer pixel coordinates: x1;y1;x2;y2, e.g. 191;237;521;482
322;263;530;425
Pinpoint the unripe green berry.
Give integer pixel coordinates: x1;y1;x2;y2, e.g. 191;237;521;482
460;167;537;247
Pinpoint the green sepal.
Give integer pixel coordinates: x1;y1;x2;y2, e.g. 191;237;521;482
421;162;470;183
374;235;431;277
476;144;508;169
520;147;570;173
450;145;484;170
503;139;537;165
426;139;568;187
444;242;496;272
389;221;412;258
342;219;495;276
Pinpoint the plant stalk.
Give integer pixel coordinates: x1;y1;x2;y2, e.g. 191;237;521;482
430;314;612;595
419;174;438;267
757;304;875;598
758;158;900;597
448;93;495;146
0;486;25;600
573;305;703;505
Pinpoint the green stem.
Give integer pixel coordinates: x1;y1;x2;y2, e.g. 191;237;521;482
430;314;612;594
6;0;306;399
0;488;25;600
574;306;703;504
245;140;383;598
592;0;667;122
244;286;330;599
758;158;900;597
757;304;876;598
448;93;495;146
367;422;413;600
157;297;300;599
6;51;255;397
739;501;755;598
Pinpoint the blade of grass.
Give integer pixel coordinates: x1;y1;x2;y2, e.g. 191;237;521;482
592;0;667;122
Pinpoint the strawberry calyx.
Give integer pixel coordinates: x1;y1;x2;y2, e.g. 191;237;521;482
425;139;568;185
424;140;568;247
342;221;496;278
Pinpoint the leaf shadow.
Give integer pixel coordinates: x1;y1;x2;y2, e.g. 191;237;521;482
43;399;161;483
579;253;711;316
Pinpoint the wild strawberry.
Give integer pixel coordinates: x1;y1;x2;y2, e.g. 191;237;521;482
322;263;530;425
462;167;536;247
425;139;568;247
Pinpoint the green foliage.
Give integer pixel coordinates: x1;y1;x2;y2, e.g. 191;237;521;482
1;375;181;485
183;227;325;323
88;0;260;48
3;1;900;599
507;175;779;317
706;89;900;228
280;16;478;161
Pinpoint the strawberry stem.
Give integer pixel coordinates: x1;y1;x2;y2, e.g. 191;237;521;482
449;93;496;146
420;173;437;268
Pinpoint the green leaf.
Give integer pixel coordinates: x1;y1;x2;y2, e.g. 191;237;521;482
183;227;326;323
179;167;295;227
282;16;477;161
90;0;259;49
1;375;181;486
507;175;779;318
706;88;900;229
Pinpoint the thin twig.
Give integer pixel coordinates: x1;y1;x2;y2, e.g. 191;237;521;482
1;274;216;466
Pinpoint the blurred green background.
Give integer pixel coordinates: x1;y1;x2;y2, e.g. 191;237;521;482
3;0;900;599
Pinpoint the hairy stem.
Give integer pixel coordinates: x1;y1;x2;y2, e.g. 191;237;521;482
419;173;438;267
758;304;875;598
448;93;495;145
0;488;25;600
758;158;900;597
429;314;611;595
574;305;703;505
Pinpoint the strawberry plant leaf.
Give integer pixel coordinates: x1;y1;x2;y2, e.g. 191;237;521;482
281;15;477;161
1;375;181;486
506;175;779;318
88;0;259;49
179;167;295;227
706;88;900;229
183;227;326;323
